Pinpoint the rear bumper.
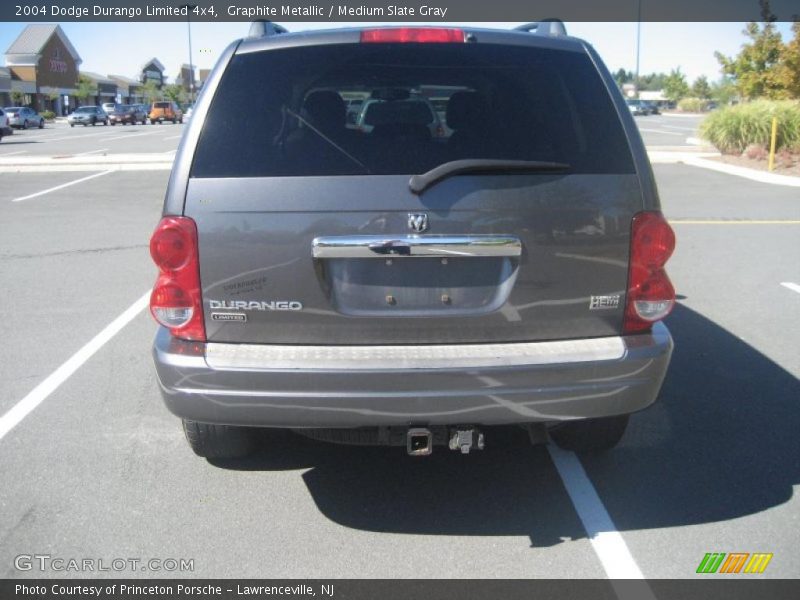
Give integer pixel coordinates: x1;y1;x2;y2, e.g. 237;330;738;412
152;323;673;428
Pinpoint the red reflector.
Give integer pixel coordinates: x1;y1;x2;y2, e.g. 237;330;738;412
360;28;465;44
623;212;677;334
149;216;206;341
150;217;194;272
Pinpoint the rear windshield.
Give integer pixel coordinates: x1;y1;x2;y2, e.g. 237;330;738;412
192;43;634;178
153;102;170;108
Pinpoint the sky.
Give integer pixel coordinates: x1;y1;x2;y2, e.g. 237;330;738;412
0;20;795;84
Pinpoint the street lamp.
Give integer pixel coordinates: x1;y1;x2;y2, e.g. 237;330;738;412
181;4;197;104
635;0;642;98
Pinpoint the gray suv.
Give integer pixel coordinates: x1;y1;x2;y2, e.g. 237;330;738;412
150;22;675;459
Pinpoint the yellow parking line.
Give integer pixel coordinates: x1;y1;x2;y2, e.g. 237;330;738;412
670;220;800;225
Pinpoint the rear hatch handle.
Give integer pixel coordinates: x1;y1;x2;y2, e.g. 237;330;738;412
408;159;570;195
313;235;522;258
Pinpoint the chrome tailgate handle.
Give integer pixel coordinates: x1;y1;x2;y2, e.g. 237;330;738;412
312;235;522;259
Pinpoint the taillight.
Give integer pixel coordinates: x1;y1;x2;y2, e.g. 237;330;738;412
149;216;205;341
623;211;676;334
360;28;465;43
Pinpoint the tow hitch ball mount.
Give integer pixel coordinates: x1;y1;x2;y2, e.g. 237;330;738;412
406;427;484;456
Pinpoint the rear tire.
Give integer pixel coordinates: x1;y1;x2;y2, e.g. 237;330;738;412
550;415;629;453
22;120;28;130
38;119;44;129
182;420;258;459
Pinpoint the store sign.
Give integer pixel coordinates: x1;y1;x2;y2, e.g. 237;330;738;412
49;47;67;74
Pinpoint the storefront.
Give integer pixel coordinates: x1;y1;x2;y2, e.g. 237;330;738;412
140;58;165;88
82;72;118;106
4;24;81;115
109;75;145;105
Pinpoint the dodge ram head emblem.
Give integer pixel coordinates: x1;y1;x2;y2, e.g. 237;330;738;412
407;213;429;233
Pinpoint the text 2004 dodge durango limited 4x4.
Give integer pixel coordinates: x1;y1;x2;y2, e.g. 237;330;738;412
149;22;675;459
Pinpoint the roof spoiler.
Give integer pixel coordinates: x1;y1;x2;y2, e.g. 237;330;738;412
248;20;289;38
513;19;567;36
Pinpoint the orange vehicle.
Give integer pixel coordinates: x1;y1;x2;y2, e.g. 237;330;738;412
149;101;183;124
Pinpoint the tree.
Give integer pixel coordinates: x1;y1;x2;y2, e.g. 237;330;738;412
613;68;633;87
139;80;161;104
691;75;712;99
637;72;668;91
73;74;97;105
779;20;800;98
10;89;25;105
162;83;187;105
663;68;690;102
715;0;789;99
710;76;739;104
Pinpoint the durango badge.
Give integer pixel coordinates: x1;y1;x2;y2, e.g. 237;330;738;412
209;300;303;311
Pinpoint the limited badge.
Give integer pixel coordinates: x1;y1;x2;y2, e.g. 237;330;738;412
211;312;247;322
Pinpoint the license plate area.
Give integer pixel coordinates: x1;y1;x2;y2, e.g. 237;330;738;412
321;256;519;317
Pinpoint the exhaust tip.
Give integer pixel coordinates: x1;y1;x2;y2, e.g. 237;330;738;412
407;428;433;456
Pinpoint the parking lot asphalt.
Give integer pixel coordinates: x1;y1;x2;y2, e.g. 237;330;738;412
0;121;185;157
0;121;797;581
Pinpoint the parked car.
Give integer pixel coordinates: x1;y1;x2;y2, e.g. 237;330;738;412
641;101;660;115
102;102;117;114
150;22;675;459
109;104;147;125
355;94;446;139
67;106;108;127
0;108;12;139
625;99;649;116
149;101;183;124
4;106;44;129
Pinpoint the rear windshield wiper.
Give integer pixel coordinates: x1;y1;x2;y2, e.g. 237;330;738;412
409;159;570;195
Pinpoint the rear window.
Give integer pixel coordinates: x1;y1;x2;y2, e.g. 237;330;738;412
192;43;634;178
154;102;170;108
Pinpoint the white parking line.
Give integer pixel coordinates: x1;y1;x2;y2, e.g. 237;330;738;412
73;148;109;156
661;125;697;132
0;150;27;156
0;291;150;442
12;170;113;202
637;128;684;136
162;135;182;141
548;445;653;586
780;282;800;295
106;131;160;142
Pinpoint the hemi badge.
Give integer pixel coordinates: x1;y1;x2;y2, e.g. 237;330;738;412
211;312;247;322
589;295;620;310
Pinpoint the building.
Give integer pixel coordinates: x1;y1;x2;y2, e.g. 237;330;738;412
140;58;165;88
81;71;117;106
109;74;144;105
0;67;11;107
175;63;197;97
4;24;81;114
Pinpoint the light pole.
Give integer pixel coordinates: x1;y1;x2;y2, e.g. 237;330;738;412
182;5;197;104
635;0;642;98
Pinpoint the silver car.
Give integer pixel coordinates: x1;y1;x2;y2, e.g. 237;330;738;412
67;106;108;127
150;23;675;459
5;106;44;129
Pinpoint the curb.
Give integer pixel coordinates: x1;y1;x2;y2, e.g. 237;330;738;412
661;112;707;118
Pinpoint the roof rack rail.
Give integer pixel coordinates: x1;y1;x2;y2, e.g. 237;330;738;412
513;19;567;37
248;20;289;38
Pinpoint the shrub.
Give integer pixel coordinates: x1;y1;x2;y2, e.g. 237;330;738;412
699;100;800;155
40;110;56;120
677;97;706;113
744;144;767;160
